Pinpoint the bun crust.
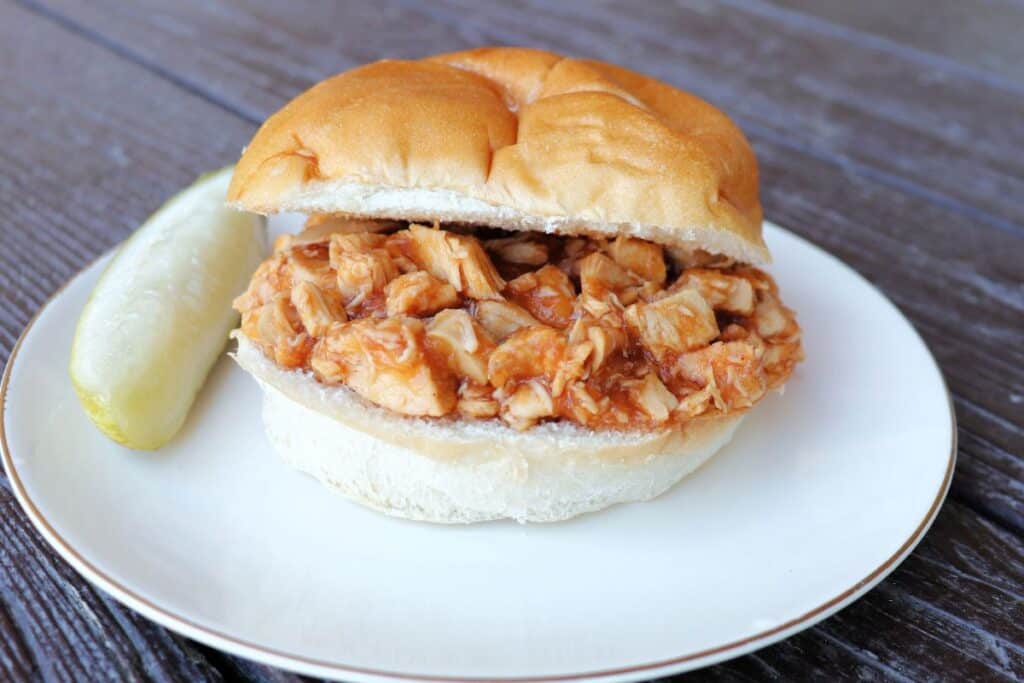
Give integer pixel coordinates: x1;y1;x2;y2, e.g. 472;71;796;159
233;334;744;523
228;47;768;264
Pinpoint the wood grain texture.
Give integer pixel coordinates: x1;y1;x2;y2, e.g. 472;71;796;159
774;0;1024;87
29;0;1024;531
0;487;228;682
0;3;260;680
0;0;1021;681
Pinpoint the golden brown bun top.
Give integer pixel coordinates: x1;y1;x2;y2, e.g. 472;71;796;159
229;47;768;264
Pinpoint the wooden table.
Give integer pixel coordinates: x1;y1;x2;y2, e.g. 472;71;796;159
1;1;1021;680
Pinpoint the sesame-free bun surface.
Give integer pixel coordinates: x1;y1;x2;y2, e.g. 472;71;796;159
228;47;769;264
233;334;744;524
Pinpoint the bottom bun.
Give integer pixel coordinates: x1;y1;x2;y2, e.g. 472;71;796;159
233;334;745;523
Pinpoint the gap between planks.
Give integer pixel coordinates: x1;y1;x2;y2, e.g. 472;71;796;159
13;0;264;127
725;0;1024;99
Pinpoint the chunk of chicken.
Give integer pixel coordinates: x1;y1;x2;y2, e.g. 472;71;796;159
581;252;634;296
675;268;755;316
625;288;719;360
333;247;399;307
472;300;541;342
233;253;289;313
290;281;347;337
607;236;666;285
426;309;496;385
673;341;766;415
556;237;604;277
762;340;804;389
506;265;576;329
329;233;388;262
385;271;459;317
241;294;313;368
457;382;500;419
382;230;420;273
484;235;549;267
568;315;627;374
287;244;336;293
310;317;456;417
753;291;801;342
552;314;628;396
487;326;566;389
500;381;556;430
407;224;505;299
272;234;293;253
719;323;752;342
670;247;736;270
551;340;592;399
577;291;625;322
579;252;658;305
274;218;398;252
562;381;608;423
628;373;679;423
732;266;779;295
305;215;399;235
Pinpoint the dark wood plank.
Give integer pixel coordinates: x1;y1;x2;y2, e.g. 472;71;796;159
0;593;35;682
772;0;1024;86
27;0;1024;532
198;647;309;683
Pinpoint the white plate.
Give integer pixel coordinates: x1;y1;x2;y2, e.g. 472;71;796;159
1;221;954;682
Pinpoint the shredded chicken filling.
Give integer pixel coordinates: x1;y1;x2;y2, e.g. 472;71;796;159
235;219;803;431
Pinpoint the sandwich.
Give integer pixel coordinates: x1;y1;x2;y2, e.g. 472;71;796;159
227;47;803;523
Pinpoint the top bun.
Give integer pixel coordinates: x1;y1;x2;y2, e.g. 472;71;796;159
228;47;768;264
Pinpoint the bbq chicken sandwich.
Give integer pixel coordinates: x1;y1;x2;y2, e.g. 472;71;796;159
227;47;803;523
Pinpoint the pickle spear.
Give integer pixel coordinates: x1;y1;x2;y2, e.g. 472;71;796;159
70;167;266;450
